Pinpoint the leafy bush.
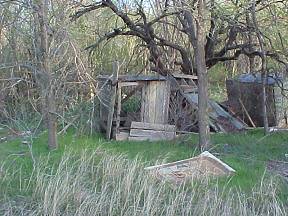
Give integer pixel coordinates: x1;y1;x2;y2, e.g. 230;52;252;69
122;95;141;113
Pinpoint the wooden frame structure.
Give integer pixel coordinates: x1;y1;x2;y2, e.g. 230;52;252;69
98;72;246;140
98;75;171;140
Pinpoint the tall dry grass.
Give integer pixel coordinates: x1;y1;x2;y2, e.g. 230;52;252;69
0;148;287;216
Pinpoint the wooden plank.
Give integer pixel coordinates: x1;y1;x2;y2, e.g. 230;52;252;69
106;62;118;139
128;136;151;141
173;73;198;80
239;98;256;128
163;81;170;123
131;121;175;132
130;129;176;140
118;75;166;82
147;81;157;123
141;81;151;122
180;85;197;93
154;81;170;124
116;85;122;133
128;135;174;141
98;80;110;124
155;81;163;123
106;85;116;139
106;87;116;139
115;132;129;141
140;80;170;124
141;81;155;123
140;82;147;122
118;82;140;87
98;75;167;82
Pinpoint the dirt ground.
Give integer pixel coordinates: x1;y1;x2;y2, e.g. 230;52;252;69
267;160;288;181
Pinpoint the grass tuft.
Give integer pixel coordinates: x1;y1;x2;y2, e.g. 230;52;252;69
1;149;287;215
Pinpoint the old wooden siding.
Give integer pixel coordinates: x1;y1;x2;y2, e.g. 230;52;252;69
98;80;111;131
128;121;176;141
98;79;117;139
141;81;170;124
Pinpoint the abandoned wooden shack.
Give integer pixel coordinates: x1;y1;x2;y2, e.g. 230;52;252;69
98;75;174;141
97;73;247;141
226;73;288;127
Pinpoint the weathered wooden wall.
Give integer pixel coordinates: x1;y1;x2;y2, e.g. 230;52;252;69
141;81;170;124
98;80;115;133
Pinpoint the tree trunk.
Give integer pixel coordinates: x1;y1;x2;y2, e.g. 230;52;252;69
196;0;210;150
47;90;58;149
251;0;269;134
36;0;58;149
180;0;210;150
246;11;255;73
261;67;269;134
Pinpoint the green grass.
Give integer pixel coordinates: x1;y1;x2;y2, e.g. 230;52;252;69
0;128;288;201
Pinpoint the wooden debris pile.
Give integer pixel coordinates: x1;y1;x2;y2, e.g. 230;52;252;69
170;75;247;133
115;122;176;141
183;93;247;132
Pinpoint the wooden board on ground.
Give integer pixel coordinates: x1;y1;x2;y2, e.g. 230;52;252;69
128;136;171;141
129;121;176;141
130;129;175;140
131;121;175;132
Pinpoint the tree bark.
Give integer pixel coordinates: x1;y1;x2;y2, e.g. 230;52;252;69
178;0;210;150
246;11;255;73
195;0;210;151
251;0;269;134
36;0;58;149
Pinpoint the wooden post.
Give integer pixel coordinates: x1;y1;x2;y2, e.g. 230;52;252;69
239;98;256;128
106;62;119;139
116;84;122;134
